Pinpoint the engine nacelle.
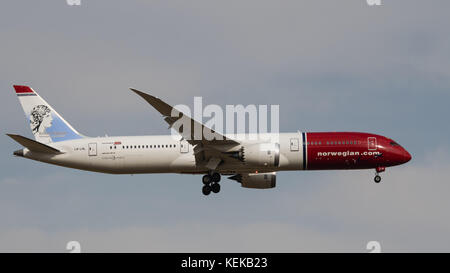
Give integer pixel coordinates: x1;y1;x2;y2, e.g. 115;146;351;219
229;172;277;189
240;143;280;167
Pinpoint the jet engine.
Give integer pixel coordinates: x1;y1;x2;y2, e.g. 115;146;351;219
229;172;276;189
229;143;280;167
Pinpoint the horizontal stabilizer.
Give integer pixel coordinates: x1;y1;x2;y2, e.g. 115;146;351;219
6;134;62;154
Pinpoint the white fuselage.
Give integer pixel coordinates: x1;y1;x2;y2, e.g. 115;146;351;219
20;133;305;175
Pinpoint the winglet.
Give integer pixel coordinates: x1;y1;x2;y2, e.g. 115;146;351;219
129;87;174;117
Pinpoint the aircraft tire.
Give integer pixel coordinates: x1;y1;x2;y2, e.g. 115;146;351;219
374;175;381;183
211;172;221;183
202;175;212;185
211;182;221;193
202;185;212;195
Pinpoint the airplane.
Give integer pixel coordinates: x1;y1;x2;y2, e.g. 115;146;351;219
7;85;412;196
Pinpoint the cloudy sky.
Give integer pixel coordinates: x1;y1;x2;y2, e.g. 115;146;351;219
1;0;450;252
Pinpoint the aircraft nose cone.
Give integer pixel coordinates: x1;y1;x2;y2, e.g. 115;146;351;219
404;150;412;163
401;148;412;164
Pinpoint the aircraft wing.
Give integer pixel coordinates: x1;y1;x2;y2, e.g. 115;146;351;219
130;88;239;146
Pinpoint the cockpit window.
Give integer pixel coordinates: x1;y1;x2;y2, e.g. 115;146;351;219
390;141;400;146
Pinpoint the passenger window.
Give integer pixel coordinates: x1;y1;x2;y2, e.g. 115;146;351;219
319;141;321;145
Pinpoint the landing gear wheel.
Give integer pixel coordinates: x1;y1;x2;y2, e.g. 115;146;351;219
211;182;221;193
202;185;212;195
211;172;221;183
374;175;381;183
202;175;212;185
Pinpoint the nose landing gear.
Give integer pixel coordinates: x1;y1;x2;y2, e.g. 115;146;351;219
374;175;381;183
374;166;385;183
202;172;221;195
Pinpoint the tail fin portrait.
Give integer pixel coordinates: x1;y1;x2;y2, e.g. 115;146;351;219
13;85;83;144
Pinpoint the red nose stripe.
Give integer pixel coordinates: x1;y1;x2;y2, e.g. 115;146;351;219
13;85;34;94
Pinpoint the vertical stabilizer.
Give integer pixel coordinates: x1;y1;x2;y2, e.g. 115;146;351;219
13;85;83;144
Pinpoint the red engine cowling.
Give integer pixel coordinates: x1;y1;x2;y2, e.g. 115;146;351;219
229;172;276;189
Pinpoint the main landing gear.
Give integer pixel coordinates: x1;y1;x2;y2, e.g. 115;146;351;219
202;172;221;196
374;166;385;183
